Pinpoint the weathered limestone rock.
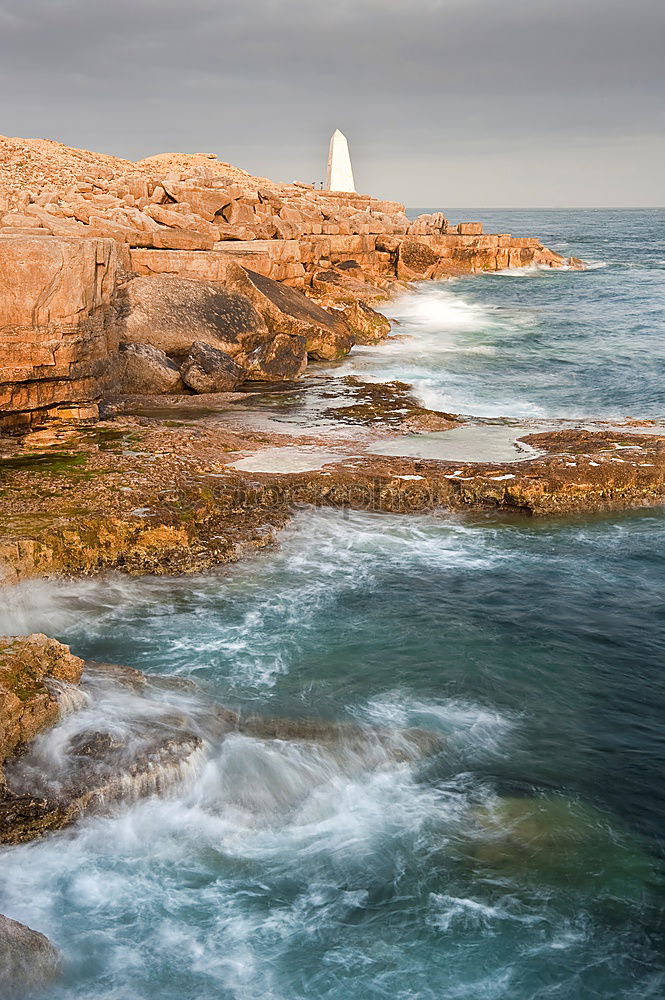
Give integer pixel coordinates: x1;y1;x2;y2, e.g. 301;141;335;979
310;268;389;304
225;263;354;361
160;182;231;220
130;240;304;285
143;203;218;240
408;212;447;236
0;235;119;430
0;914;61;997
115;342;184;395
114;274;270;358
342;300;391;344
0;634;84;762
180;341;247;393
397;238;441;280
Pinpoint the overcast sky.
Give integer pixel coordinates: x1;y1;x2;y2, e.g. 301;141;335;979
1;0;663;206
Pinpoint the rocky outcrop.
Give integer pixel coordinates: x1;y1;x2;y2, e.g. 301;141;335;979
179;341;247;393
396;231;583;278
0;135;583;430
225;263;354;361
0;235;120;431
0;914;61;998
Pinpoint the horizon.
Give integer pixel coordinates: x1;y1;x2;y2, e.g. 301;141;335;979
1;0;663;208
5;131;665;213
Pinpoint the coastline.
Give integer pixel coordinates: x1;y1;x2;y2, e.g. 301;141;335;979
1;140;664;995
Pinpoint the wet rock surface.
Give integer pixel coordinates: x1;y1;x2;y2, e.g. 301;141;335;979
342;299;392;344
0;913;61;998
0;634;84;761
1;391;665;589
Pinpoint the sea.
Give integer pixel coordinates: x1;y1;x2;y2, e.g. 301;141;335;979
1;209;664;999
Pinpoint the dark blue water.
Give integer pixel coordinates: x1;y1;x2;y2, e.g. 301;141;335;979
1;211;664;999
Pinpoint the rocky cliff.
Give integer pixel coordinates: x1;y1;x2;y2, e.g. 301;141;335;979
0;135;582;432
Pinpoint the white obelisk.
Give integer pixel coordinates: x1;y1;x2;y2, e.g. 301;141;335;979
325;129;356;192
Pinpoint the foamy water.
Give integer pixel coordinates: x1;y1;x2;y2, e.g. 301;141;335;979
331;209;665;420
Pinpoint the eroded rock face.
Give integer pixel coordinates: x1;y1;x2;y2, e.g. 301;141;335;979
0;634;84;762
0;914;61;998
225;263;354;361
0;235;119;431
115;342;184;395
180;341;247;393
114;273;270;358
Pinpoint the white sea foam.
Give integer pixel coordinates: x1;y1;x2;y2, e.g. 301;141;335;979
386;284;496;334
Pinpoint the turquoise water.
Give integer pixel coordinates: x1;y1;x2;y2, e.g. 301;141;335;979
1;210;665;999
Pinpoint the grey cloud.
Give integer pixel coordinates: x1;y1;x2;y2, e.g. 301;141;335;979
1;0;663;205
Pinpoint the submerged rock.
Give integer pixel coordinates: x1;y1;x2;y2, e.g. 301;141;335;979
239;714;444;767
466;795;655;899
0;913;61;998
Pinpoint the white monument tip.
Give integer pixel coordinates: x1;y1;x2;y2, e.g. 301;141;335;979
325;129;356;193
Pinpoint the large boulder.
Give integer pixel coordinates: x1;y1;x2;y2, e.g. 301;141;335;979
114;274;270;359
225;263;354;361
243;332;307;382
0;914;61;997
180;341;247;393
311;268;389;304
396;238;440;280
115;342;184;395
